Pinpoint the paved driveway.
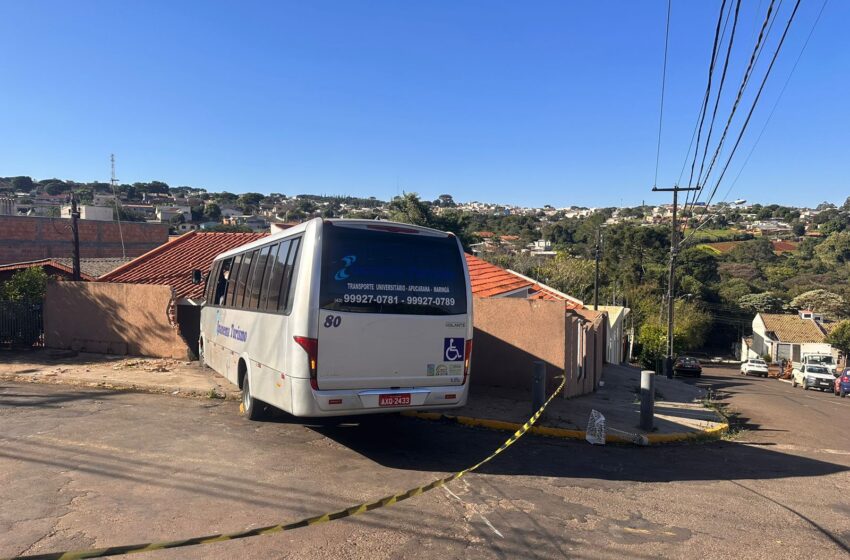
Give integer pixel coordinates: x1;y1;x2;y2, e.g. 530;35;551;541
1;367;848;559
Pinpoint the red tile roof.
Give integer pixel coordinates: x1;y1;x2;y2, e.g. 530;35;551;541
100;231;268;300
0;259;96;281
464;254;583;309
465;254;530;297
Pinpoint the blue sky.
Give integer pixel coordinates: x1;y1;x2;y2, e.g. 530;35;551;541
1;1;846;207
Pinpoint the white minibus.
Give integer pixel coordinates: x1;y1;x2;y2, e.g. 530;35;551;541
198;218;473;419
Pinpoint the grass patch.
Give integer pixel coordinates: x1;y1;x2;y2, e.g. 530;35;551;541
701;389;745;440
206;388;225;399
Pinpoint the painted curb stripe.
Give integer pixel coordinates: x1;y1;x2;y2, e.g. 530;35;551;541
400;410;728;444
7;378;568;560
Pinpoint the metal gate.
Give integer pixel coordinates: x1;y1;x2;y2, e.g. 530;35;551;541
0;300;43;347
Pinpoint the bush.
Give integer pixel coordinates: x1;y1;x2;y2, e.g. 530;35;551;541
1;267;47;303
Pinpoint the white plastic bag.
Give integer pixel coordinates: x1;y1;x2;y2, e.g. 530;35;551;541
586;409;606;445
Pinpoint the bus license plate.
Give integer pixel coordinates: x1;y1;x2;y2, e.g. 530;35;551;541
379;394;411;407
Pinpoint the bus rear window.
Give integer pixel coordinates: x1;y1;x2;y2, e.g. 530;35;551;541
320;223;467;315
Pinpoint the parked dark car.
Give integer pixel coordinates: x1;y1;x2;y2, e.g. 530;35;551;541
674;356;703;377
834;369;850;398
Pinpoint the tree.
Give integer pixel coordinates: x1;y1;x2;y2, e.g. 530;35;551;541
789;289;848;319
2;267;48;302
826;320;850;358
44;181;70;196
727;238;776;263
388;193;433;227
637;323;666;369
147;181;170;194
207;224;252;233
538;254;595;300
814;231;850;265
738;293;785;313
11;176;34;192
238;192;264;210
204;202;222;221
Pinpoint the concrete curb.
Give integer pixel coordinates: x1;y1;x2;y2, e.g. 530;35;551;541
400;410;729;445
0;373;241;401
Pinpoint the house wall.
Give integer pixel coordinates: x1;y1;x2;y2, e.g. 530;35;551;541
470;297;602;399
471;297;566;395
0;215;169;265
563;311;606;398
44;281;191;359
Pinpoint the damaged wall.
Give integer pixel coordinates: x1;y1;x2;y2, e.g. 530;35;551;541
44;281;191;359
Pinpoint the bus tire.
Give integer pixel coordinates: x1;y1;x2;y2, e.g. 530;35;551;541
198;340;207;369
241;376;263;421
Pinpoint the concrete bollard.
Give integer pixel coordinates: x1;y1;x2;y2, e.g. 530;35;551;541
532;361;546;415
640;370;655;431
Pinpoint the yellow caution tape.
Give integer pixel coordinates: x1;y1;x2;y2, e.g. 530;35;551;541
10;378;565;560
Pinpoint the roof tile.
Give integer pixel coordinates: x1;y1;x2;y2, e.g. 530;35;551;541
100;231;267;300
760;313;826;343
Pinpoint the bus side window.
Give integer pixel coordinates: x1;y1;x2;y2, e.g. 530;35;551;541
264;240;291;312
206;261;219;303
213;258;232;306
280;238;301;313
258;242;280;311
247;246;272;310
227;254;244;307
234;250;255;308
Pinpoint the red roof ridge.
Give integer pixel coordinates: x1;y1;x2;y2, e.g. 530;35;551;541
100;231;200;281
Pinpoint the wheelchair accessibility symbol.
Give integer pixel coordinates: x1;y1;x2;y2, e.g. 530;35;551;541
443;337;464;362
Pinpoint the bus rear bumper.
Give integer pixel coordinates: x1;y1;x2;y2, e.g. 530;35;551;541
290;377;468;417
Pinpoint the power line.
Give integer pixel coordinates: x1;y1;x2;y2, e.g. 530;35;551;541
719;0;829;205
690;0;778;210
653;0;672;188
692;0;783;208
693;0;742;201
684;0;736;212
703;0;803;210
683;0;729;211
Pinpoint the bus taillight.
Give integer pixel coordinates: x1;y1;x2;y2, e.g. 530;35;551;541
463;339;473;384
294;336;319;390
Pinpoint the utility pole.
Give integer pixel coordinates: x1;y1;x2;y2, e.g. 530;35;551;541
593;227;601;311
69;191;81;281
652;185;700;379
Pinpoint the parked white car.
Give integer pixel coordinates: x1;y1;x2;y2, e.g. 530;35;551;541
740;359;769;377
792;364;834;391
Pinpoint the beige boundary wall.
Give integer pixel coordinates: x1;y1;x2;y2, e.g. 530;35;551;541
44;282;191;359
471;297;606;398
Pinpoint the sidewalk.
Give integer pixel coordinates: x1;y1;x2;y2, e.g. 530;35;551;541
0;349;239;400
406;363;727;444
1;351;725;443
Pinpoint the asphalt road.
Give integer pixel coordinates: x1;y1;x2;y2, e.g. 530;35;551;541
0;367;848;560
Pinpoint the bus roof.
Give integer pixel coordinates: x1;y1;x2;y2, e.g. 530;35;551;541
212;218;454;261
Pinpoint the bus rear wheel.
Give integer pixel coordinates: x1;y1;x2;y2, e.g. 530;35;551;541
241;376;263;421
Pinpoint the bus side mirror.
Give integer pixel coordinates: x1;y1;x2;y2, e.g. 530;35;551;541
191;269;203;284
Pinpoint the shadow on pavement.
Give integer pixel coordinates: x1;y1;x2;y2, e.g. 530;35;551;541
299;411;848;483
